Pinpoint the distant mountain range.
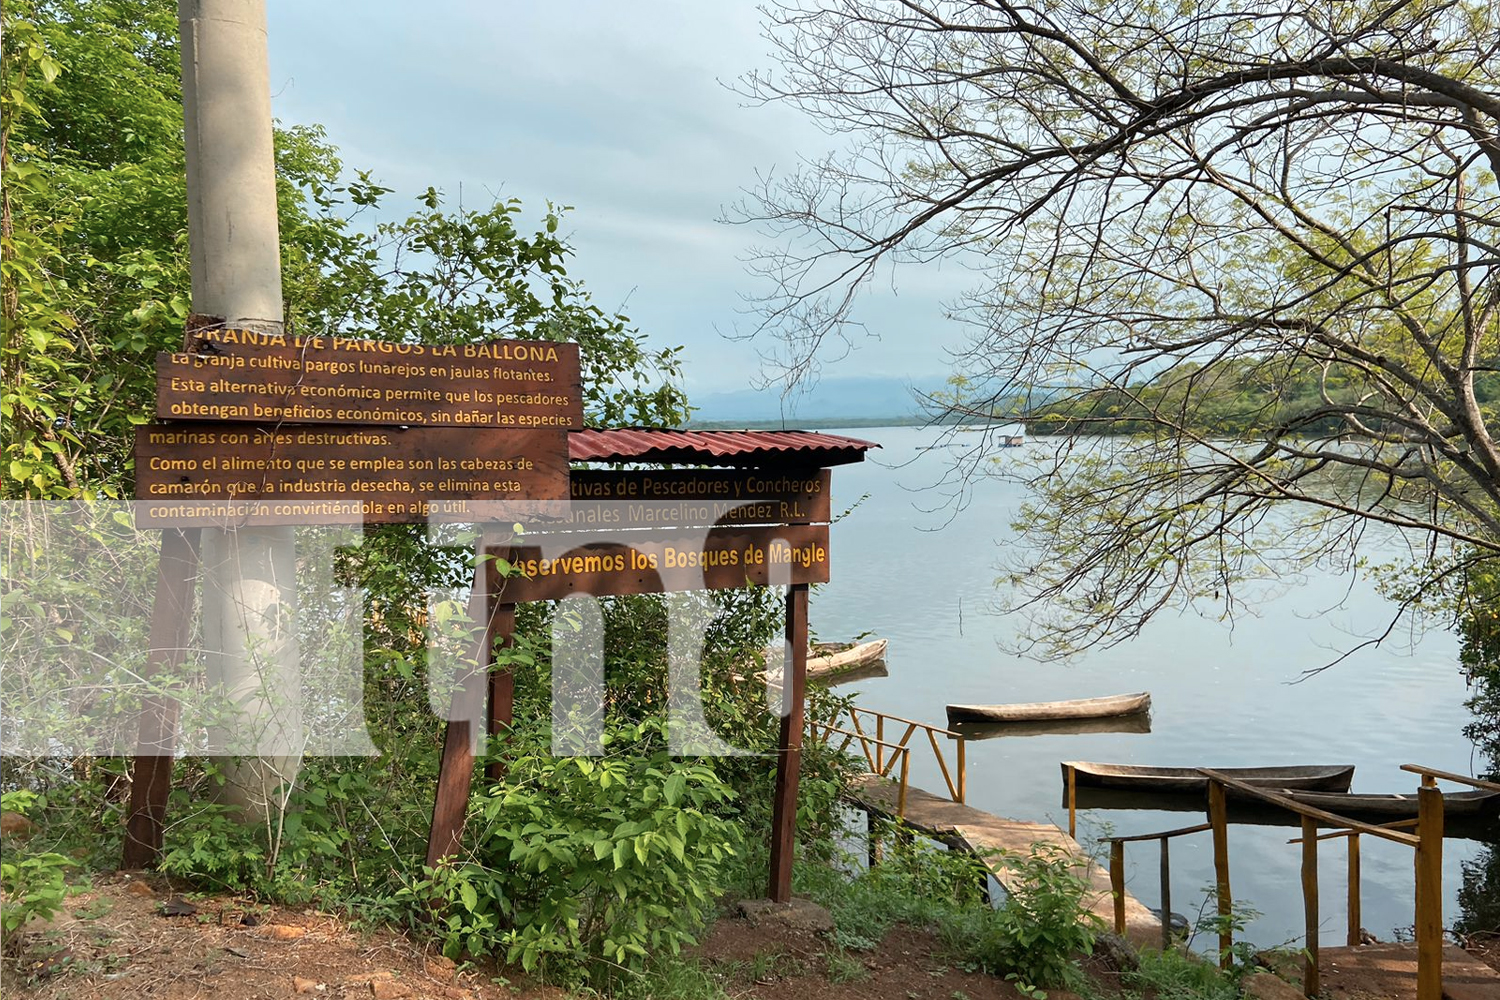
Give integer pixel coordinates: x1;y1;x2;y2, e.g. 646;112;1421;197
685;376;942;427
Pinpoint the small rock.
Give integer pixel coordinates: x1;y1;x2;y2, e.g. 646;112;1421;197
125;881;155;899
292;975;322;994
370;980;410;1000
226;946;251;959
262;924;306;941
424;954;457;982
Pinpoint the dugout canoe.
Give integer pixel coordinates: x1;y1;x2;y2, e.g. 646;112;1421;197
1062;761;1356;794
946;691;1150;726
1283;788;1500;820
806;638;888;682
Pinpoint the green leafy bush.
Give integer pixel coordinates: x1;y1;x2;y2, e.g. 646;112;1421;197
0;791;73;945
416;717;742;984
942;844;1102;990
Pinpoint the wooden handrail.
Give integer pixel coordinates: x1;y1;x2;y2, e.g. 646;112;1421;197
1197;769;1420;846
1102;822;1213;845
820;705;968;805
1401;763;1500;792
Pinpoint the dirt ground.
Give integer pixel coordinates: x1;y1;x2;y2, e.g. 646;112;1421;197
9;875;1496;1000
0;875;1075;1000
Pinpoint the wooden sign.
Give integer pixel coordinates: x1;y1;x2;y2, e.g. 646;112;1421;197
560;469;831;529
135;424;567;526
156;329;583;429
490;524;830;602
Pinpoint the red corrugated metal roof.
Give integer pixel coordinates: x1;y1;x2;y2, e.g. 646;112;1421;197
568;428;879;467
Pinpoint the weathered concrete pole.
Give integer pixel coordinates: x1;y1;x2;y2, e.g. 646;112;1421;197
179;0;302;821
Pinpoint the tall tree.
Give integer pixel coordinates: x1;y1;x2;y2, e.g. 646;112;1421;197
737;0;1500;654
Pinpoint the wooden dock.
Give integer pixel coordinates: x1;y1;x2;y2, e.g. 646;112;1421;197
848;774;1161;946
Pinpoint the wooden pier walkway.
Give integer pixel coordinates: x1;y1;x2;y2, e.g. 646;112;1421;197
848;774;1161;946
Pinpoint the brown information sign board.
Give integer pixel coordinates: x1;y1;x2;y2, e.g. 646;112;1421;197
490;524;830;602
135;424;567;526
156;330;582;429
563;469;831;529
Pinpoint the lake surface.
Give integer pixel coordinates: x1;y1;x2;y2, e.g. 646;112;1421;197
809;424;1492;949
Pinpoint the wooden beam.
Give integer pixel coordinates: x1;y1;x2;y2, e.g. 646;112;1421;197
768;583;809;902
123;528;202;868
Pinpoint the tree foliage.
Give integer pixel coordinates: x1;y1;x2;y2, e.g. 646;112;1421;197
1;0;687;501
739;0;1499;653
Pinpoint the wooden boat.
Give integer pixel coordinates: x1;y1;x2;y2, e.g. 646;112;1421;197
947;691;1150;726
954;713;1152;741
1283;788;1500;820
1062;761;1356;794
807;638;887;681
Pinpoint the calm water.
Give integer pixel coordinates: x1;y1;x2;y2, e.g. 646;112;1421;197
810;424;1492;948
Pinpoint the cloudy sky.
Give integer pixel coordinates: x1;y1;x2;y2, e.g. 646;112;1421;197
264;0;967;397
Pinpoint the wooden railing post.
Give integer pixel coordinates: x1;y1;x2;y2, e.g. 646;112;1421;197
1414;778;1444;1000
1109;840;1126;934
1067;763;1077;839
897;749;910;818
956;736;967;804
1159;836;1173;949
1301;815;1319;999
1207;778;1233;967
1347;832;1362;947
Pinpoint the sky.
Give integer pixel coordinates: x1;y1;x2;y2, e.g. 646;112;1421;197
264;1;969;399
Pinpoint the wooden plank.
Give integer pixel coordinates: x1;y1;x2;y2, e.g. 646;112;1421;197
123;528;201;868
492;524;830;602
157;331;582;428
566;469;831;527
135;425;568;526
768;584;809;903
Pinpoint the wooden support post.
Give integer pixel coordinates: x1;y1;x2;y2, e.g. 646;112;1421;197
1159;837;1173;949
866;808;882;869
1301;815;1319;999
956;737;966;804
1414;780;1444;1000
1347;832;1362;947
1067;763;1077;839
425;559;501;867
484;603;515;784
1109;840;1126;934
768;583;809;902
1208;779;1233;968
123;528;202;868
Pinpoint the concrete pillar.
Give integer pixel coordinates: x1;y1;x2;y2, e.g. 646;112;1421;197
179;0;301;820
